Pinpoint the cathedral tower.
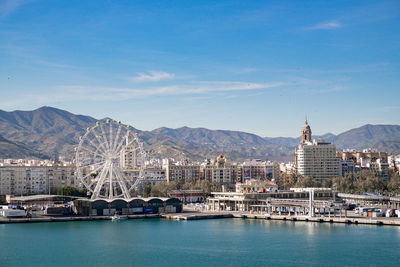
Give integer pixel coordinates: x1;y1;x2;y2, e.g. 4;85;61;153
300;119;312;144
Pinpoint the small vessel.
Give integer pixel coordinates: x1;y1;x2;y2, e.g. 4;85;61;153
111;214;127;221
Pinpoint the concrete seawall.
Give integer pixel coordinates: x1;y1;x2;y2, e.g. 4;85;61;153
0;214;160;224
163;212;400;226
2;212;400;226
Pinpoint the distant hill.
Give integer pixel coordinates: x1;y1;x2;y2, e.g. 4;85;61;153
0;106;399;161
331;124;400;150
144;127;293;162
0;106;97;159
0;133;49;159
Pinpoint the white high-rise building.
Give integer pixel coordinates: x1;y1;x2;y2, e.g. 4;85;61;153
295;120;341;180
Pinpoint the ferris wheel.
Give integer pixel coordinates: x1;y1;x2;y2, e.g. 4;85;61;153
75;119;146;199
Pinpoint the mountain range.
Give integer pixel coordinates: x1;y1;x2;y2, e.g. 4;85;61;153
0;106;399;162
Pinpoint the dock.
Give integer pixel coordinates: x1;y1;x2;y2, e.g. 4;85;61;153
2;211;400;226
0;214;160;224
162;212;234;220
162;211;400;226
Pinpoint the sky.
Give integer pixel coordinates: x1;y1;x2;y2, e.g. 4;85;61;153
0;0;399;137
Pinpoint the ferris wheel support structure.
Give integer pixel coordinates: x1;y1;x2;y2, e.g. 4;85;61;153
75;120;146;200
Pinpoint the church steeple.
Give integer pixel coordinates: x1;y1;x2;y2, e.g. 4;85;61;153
301;119;312;144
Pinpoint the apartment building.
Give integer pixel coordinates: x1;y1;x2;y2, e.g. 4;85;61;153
202;154;238;185
0;166;77;196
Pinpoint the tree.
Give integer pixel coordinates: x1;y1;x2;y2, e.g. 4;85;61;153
332;174;354;193
352;170;386;194
295;176;321;188
387;171;400;194
56;186;87;197
142;182;152;197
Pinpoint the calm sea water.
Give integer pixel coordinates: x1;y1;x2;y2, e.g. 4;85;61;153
1;218;400;266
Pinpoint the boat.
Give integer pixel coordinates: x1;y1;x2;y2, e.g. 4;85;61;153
111;214;127;221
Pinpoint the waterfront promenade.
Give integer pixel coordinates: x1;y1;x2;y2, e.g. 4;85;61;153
2;208;400;226
163;210;400;226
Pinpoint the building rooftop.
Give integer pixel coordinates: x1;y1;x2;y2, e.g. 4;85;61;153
10;194;81;202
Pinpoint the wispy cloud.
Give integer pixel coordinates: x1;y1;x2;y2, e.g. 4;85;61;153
249;62;391;75
129;71;175;82
0;80;283;108
233;68;259;74
380;106;400;111
306;86;348;94
62;81;283;99
34;59;75;69
0;0;29;17
306;21;342;30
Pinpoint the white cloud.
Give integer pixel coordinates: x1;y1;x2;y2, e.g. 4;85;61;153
0;80;284;109
233;68;259;74
129;71;175;82
307;86;348;94
107;81;283;97
49;81;283;101
0;0;28;17
307;21;342;30
380;106;400;111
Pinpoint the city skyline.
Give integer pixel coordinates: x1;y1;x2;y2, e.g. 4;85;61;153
1;1;399;137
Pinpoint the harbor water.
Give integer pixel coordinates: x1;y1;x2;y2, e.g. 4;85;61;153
1;218;400;266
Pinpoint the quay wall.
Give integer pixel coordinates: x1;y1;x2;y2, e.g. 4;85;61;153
3;211;400;227
163;212;400;226
0;214;160;224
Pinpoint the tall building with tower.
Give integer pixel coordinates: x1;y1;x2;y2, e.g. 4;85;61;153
300;119;312;144
295;120;341;180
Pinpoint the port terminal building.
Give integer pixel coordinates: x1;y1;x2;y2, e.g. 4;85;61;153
207;189;334;211
206;188;345;216
72;197;182;216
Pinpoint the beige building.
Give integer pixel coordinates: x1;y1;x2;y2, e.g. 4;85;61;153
0;166;77;196
341;149;389;177
235;179;277;193
295;121;341;180
203;155;238;185
163;164;201;183
120;134;138;170
239;160;279;182
143;166;166;186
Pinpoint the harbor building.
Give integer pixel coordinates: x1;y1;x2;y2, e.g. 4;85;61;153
72;197;182;216
168;190;205;203
235;179;278;193
207;188;336;213
295;120;341;180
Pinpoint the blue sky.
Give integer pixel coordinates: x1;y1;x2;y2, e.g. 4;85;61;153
0;0;399;137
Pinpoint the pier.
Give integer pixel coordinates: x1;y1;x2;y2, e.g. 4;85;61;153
161;211;400;226
0;214;160;224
